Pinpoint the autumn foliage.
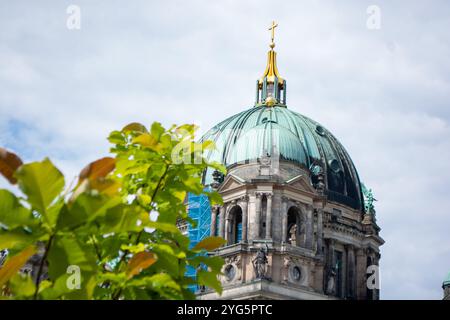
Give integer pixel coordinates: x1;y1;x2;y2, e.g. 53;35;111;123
0;122;226;299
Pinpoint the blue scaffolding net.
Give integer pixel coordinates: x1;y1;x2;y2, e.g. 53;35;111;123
185;188;212;292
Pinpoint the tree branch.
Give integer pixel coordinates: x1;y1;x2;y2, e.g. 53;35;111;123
33;234;54;300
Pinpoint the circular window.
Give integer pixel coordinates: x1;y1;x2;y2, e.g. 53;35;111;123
292;266;301;281
315;125;325;136
328;159;341;173
224;264;236;281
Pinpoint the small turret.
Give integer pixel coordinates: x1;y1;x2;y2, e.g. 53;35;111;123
255;21;287;107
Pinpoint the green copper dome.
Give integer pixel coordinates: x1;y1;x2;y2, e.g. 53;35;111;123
444;272;450;287
202;105;364;210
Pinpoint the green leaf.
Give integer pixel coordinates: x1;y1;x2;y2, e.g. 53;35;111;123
206;190;223;205
121;243;146;254
40;273;97;300
108;130;126;145
189;255;224;273
150;244;183;275
197;270;222;294
192;236;226;251
208;161;227;174
127;273;182;299
16;158;65;227
144;221;182;234
0;229;41;251
150;122;164;141
47;234;97;281
58;193;121;230
99;204;143;234
9;273;36;298
0;189;33;229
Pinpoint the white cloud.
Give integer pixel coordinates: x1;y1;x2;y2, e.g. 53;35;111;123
0;0;449;299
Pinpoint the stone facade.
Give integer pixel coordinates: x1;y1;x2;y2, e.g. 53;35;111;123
197;158;384;300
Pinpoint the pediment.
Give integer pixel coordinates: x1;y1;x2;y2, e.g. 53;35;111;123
285;175;316;193
218;174;245;192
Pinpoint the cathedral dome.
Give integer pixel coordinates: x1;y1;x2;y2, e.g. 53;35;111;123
202;105;364;210
201;23;364;211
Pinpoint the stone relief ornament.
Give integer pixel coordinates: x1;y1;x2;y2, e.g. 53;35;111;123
222;255;242;282
290;265;302;282
283;256;304;284
224;264;236;281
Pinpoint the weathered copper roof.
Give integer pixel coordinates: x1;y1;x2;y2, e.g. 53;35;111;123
202;105;364;210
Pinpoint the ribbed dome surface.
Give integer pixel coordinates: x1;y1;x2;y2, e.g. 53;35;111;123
202;105;364;210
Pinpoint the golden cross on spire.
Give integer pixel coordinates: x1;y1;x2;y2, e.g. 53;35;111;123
268;21;278;49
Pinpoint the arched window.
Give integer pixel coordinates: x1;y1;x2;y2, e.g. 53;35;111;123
287;207;301;246
235;211;242;243
228;206;243;245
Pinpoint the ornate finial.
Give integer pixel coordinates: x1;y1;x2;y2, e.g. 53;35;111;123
255;21;286;107
268;21;278;49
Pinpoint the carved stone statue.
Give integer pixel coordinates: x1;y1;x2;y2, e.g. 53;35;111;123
309;162;325;194
252;246;268;279
288;224;297;245
362;183;377;215
211;169;224;189
326;267;337;295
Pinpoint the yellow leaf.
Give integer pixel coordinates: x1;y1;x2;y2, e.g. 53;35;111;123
132;133;155;146
137;194;151;206
0;147;23;184
0;245;36;288
132;134;163;152
126;251;156;279
89;178;120;196
192;237;226;251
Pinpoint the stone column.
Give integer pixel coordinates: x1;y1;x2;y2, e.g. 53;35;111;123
341;245;347;298
255;192;262;239
218;204;227;239
305;204;314;249
281;196;288;243
316;208;324;255
265;193;273;239
329;239;335;271
347;245;356;299
240;196;248;242
210;205;218;236
355;248;366;299
224;212;230;244
224;201;236;245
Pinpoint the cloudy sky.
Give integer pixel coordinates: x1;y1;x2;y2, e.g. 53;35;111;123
1;0;450;299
